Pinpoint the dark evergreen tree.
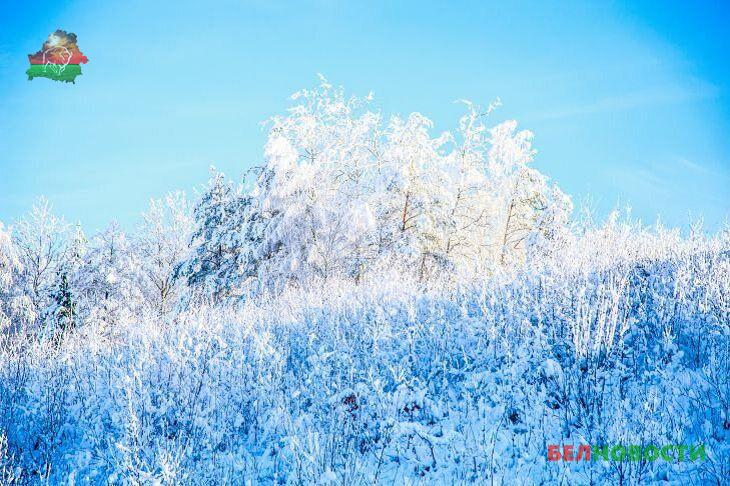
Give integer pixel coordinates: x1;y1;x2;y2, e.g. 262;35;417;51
50;270;75;335
177;169;265;300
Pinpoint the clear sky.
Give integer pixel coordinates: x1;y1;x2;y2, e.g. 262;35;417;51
1;0;728;232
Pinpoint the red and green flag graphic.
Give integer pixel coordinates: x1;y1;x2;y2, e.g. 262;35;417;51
27;30;88;83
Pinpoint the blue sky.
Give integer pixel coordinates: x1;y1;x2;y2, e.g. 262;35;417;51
0;0;728;232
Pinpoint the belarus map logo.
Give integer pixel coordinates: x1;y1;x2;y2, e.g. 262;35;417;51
26;30;88;83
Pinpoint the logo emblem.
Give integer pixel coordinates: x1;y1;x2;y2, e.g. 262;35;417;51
27;30;89;83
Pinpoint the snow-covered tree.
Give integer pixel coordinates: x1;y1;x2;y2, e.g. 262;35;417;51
178;169;262;299
0;222;30;331
11;198;68;325
45;224;87;337
136;192;193;314
249;82;383;284
485;120;572;266
74;223;140;324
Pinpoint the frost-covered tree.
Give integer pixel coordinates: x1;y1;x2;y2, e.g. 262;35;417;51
74;223;140;324
0;222;30;331
249;83;383;284
45;224;87;336
136;192;193;314
11;198;69;324
177;169;259;299
48;271;75;336
435;101;498;265
485;120;573;266
0;223;18;291
377;112;455;279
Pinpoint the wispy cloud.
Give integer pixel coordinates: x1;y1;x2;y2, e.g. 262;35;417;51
605;154;729;212
675;157;713;175
532;81;718;121
610;165;675;198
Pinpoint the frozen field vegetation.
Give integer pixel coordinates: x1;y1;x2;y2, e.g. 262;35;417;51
0;81;728;484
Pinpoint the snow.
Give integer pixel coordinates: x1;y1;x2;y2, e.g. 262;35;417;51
0;80;727;484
